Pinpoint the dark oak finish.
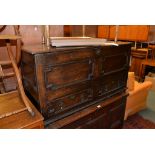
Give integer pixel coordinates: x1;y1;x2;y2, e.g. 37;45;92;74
47;93;127;129
21;42;131;128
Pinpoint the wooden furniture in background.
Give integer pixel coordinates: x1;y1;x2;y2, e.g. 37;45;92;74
64;25;72;37
21;42;131;128
148;44;155;60
136;44;155;80
97;25;150;41
64;25;98;37
0;35;44;128
140;59;155;79
0;35;34;115
97;25;110;39
109;25;150;41
130;48;150;80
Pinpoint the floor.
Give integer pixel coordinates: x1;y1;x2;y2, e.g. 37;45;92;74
139;90;155;123
123;113;155;129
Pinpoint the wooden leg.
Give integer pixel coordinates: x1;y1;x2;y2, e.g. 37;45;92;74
0;65;5;93
142;64;146;80
139;63;145;81
16;38;21;65
152;49;155;60
6;41;34;116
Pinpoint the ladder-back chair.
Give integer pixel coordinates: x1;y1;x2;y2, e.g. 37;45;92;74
0;34;34;119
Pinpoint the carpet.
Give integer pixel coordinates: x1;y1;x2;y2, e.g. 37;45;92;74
123;113;155;129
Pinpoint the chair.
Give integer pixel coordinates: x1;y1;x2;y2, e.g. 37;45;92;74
124;72;152;120
139;44;155;80
0;34;34;119
130;46;152;80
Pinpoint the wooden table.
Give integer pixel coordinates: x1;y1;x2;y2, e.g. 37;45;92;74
129;47;149;81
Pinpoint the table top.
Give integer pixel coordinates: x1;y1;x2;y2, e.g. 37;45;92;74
22;41;131;55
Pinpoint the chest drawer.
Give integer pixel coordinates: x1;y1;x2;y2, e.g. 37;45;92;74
46;81;91;101
47;93;127;129
93;69;128;100
101;52;128;74
44;88;93;120
100;45;130;74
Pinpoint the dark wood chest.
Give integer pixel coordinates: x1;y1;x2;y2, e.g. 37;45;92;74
21;42;131;128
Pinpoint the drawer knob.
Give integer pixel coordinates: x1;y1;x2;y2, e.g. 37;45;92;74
97;105;101;108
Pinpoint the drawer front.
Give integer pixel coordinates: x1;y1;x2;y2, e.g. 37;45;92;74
62;110;109;129
44;88;93;119
46;80;91;102
95;70;128;99
100;45;130;75
44;59;94;90
77;111;109;129
101;52;128;75
43;48;95;66
61;95;127;129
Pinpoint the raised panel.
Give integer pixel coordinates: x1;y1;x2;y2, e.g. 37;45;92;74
95;70;128;100
44;59;93;90
101;70;127;92
101;53;128;74
43;48;95;66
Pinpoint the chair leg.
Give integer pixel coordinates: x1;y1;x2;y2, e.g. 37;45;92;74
0;79;5;93
0;65;5;93
139;63;145;82
6;41;34;116
16;38;21;65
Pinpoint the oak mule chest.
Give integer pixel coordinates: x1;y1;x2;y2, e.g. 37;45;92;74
21;42;131;128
